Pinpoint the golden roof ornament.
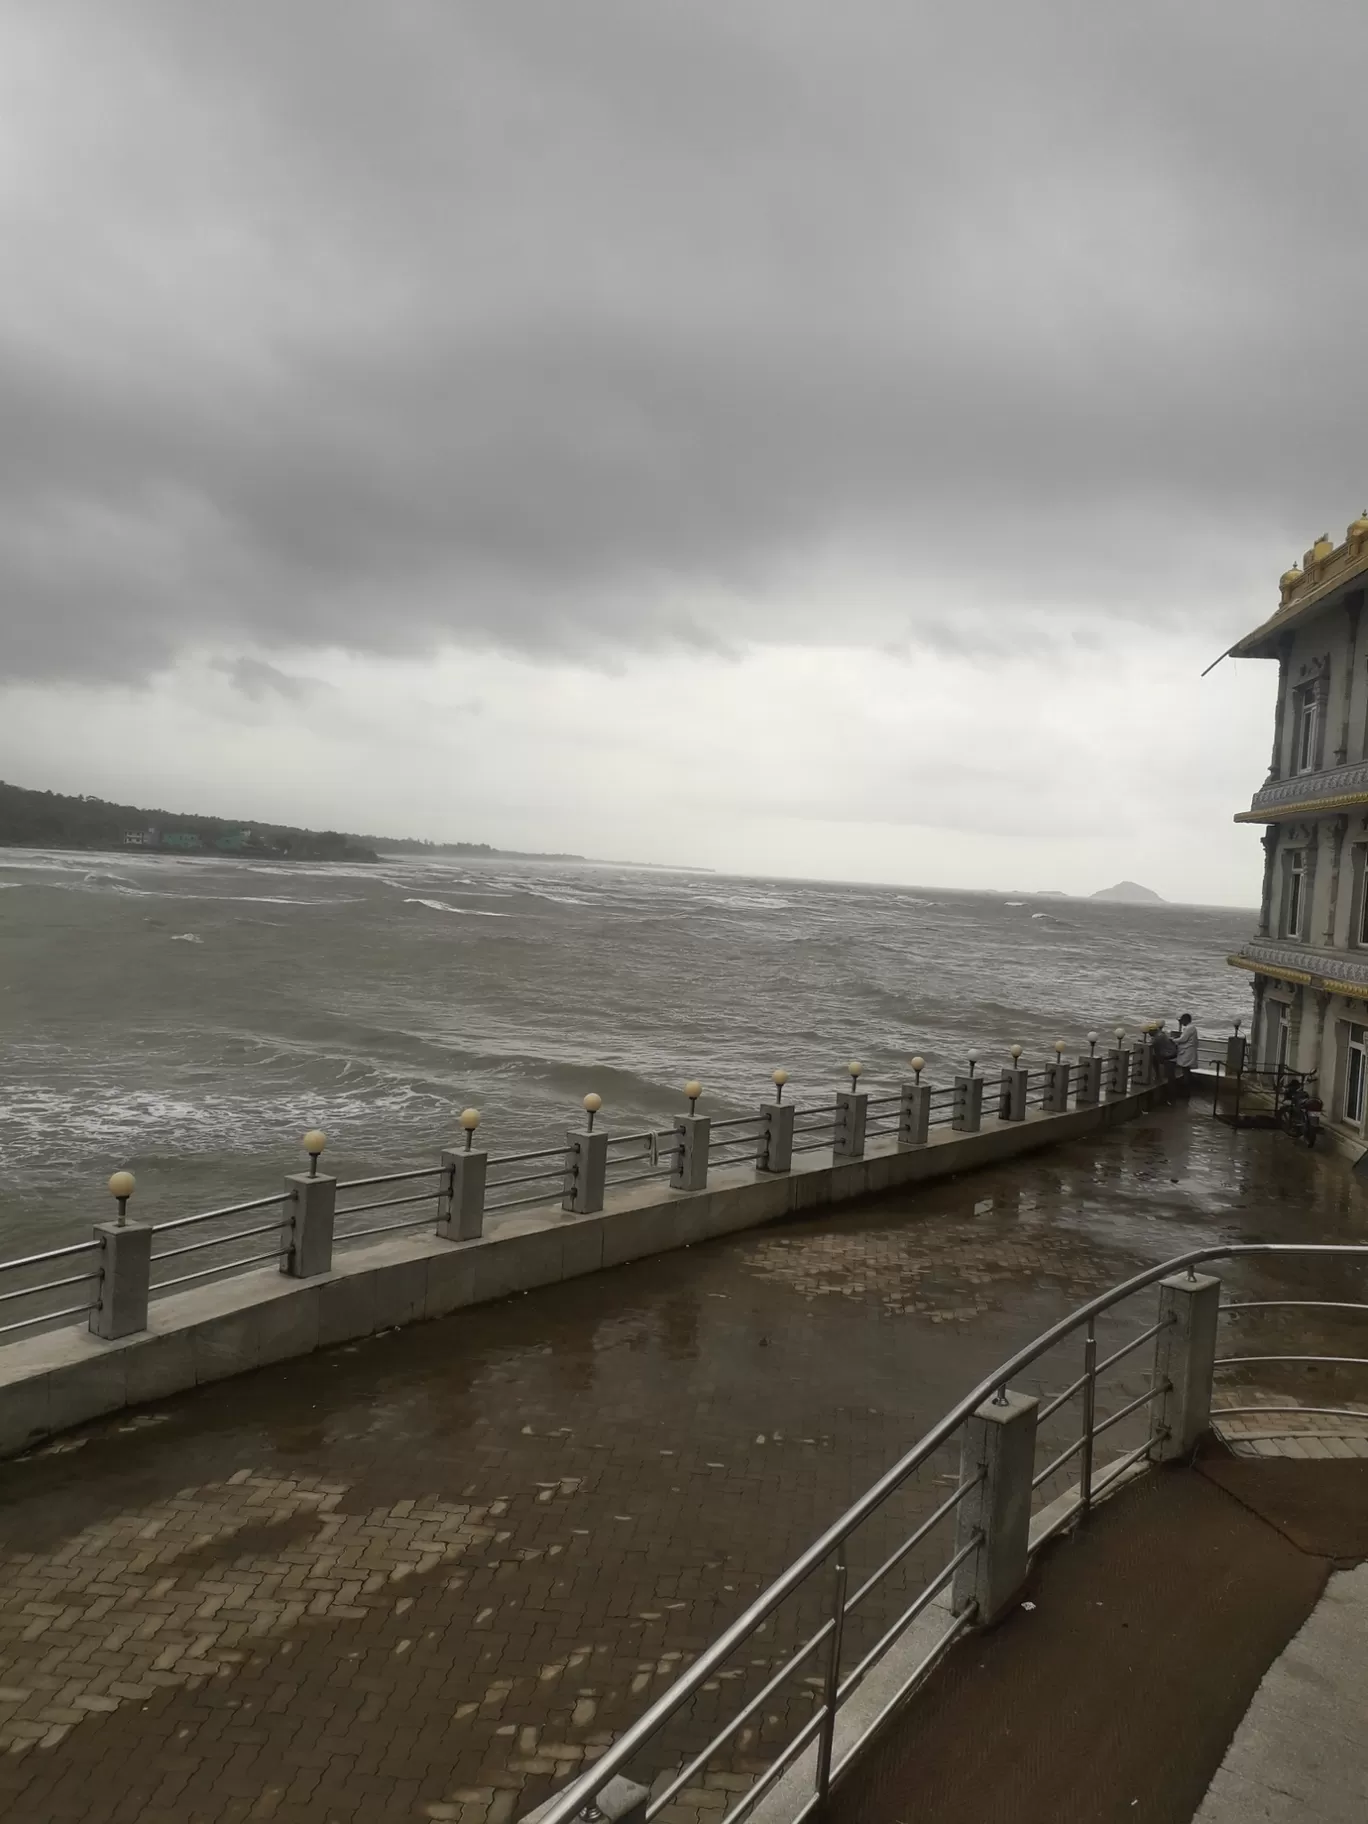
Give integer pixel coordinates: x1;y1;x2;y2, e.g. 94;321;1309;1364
1279;562;1304;601
1349;511;1368;543
1311;533;1335;567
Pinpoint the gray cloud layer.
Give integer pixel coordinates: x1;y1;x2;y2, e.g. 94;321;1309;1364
3;1;1367;684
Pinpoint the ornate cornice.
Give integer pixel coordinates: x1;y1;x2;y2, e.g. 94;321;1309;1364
1229;938;1368;1002
1230;517;1368;658
1235;758;1368;823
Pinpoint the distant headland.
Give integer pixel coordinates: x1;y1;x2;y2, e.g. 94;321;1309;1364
0;780;584;866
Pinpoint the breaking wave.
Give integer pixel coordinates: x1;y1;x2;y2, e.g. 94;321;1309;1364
404;899;508;917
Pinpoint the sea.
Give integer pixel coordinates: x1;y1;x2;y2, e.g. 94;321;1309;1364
0;848;1255;1254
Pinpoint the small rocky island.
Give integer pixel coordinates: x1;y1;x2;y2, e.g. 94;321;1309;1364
1090;880;1165;903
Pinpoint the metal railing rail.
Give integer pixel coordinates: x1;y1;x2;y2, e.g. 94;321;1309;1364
528;1240;1368;1824
0;1237;106;1339
0;1031;1189;1345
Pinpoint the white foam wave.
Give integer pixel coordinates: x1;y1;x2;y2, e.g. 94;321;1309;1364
170;933;204;943
497;882;590;906
693;891;792;911
403;898;508;917
0;1070;453;1177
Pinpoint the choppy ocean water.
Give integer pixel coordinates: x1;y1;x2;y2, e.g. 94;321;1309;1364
0;848;1254;1251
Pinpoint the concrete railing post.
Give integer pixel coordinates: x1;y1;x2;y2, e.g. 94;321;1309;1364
1130;1039;1149;1089
953;1072;983;1133
1225;1033;1248;1077
998;1068;1027;1122
756;1101;794;1173
523;1774;648;1823
438;1149;487;1240
952;1389;1038;1625
283;1172;336;1279
833;1090;868;1160
1105;1047;1130;1101
90;1222;153;1340
1075;1055;1102;1107
562;1130;608;1215
1150;1270;1222;1461
1045;1060;1071;1113
671;1114;710;1191
899;1080;931;1146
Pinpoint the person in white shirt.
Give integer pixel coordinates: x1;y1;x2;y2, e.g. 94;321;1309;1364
1174;1013;1199;1094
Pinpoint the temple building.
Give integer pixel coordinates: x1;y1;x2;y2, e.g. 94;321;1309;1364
1228;510;1368;1148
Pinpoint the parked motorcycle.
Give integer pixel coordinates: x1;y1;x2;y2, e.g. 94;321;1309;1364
1278;1071;1322;1147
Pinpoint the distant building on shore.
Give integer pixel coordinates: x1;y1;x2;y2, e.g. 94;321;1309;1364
123;828;159;847
1228;512;1368;1147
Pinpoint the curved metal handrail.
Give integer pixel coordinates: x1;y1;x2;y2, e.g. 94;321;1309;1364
530;1240;1368;1824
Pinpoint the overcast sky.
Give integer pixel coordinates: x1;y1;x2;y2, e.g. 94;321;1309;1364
3;2;1366;902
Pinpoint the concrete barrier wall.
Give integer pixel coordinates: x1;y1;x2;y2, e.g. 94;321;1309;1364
0;1086;1167;1458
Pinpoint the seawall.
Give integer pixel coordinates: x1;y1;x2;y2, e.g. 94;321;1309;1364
0;1085;1168;1459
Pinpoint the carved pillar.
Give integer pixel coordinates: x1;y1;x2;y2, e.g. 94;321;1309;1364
1339;593;1363;764
1258;825;1279;937
1311;988;1331;1078
1251;976;1267;1062
1303;824;1321;944
1325;815;1350;947
1267;636;1293;781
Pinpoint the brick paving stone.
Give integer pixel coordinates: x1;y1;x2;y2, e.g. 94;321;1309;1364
0;1107;1365;1821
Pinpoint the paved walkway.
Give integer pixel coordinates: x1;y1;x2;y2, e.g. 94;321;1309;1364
0;1105;1364;1823
1194;1562;1368;1821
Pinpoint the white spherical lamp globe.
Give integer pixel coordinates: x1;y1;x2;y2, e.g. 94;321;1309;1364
459;1108;481;1132
583;1093;602;1114
772;1068;788;1086
1009;1043;1022;1060
910;1056;925;1073
1054;1039;1066;1055
684;1080;702;1102
108;1170;135;1200
302;1129;326;1157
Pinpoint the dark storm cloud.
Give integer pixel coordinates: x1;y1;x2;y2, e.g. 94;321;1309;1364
3;0;1367;684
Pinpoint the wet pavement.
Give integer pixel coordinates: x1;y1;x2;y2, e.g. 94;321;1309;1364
0;1103;1366;1824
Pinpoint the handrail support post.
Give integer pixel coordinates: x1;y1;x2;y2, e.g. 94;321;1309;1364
1075;1055;1103;1107
814;1541;848;1808
1080;1319;1097;1519
283;1172;336;1278
89;1221;152;1340
833;1091;868;1160
756;1101;795;1173
671;1115;710;1192
953;1389;1038;1624
952;1073;983;1133
898;1079;931;1146
1151;1271;1222;1460
998;1067;1028;1122
562;1130;608;1215
438;1149;487;1240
